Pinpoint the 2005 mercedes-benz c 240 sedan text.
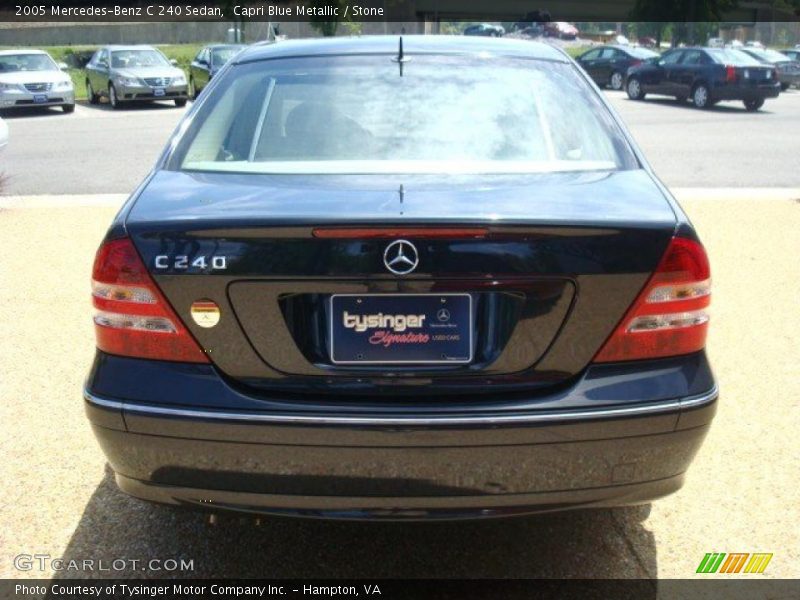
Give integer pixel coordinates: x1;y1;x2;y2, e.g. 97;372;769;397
85;36;717;520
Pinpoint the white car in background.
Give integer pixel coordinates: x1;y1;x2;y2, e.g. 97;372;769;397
0;49;75;113
0;116;8;152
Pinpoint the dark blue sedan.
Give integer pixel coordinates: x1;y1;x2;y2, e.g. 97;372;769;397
576;44;658;90
85;36;717;520
626;47;780;111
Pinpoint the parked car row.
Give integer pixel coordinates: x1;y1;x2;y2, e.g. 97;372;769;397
578;44;798;111
468;21;580;40
0;43;248;114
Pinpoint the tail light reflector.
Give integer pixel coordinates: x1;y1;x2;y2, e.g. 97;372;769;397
725;65;737;82
91;238;209;363
630;59;642;67
593;236;711;363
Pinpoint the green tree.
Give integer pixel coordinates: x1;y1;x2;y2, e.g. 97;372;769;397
308;0;349;37
631;0;739;45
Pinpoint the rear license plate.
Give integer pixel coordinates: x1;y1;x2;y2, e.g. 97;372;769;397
153;88;166;97
33;94;47;103
330;294;473;365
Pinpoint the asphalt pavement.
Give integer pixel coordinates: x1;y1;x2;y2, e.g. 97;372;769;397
1;88;800;195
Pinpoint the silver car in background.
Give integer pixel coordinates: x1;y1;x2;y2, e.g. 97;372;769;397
739;47;800;90
85;45;188;109
0;50;75;113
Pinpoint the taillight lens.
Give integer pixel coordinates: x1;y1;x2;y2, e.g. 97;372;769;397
593;236;711;363
725;65;737;82
630;59;642;67
91;238;209;363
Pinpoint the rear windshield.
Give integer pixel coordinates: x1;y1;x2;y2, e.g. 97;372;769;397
170;54;637;174
111;49;169;69
705;49;764;66
629;47;659;59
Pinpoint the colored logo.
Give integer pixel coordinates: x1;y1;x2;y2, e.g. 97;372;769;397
190;299;221;328
696;553;772;574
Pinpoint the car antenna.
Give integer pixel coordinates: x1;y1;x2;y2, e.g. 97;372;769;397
391;36;410;76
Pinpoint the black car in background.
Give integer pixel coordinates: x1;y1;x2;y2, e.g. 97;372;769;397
85;37;717;520
463;23;505;37
738;47;800;90
188;44;246;98
626;47;780;111
576;45;659;90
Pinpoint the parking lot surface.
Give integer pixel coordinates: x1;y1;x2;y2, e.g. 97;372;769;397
0;194;798;579
1;89;800;195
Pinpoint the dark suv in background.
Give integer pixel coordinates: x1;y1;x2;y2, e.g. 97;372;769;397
626;47;780;111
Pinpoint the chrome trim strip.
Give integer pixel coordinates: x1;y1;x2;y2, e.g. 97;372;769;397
84;384;718;426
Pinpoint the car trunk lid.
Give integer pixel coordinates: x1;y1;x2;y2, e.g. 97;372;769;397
124;169;677;395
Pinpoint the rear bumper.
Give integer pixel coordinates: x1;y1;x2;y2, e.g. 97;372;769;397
713;82;781;101
85;352;718;520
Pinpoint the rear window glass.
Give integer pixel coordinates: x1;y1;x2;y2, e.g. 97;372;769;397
212;46;244;66
629;47;659;59
745;48;791;63
705;49;764;66
170;54;637;175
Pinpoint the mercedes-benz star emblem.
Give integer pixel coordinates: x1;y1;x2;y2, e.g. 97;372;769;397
383;240;419;275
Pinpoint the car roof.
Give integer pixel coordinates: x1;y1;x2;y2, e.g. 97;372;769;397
100;45;159;51
235;35;568;64
0;49;49;56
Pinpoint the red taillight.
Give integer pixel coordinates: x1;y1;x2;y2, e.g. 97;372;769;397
593;236;711;363
725;65;737;82
630;59;642;67
91;238;209;363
